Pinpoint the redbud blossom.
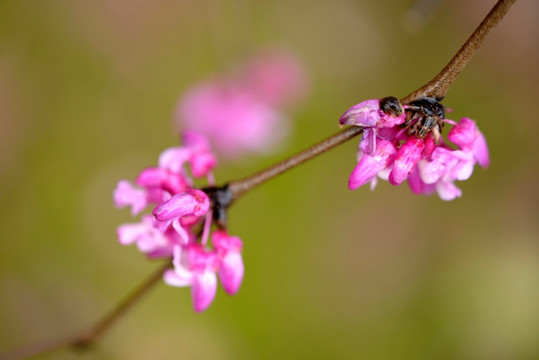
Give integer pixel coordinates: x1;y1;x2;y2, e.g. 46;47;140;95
340;98;489;200
212;231;244;295
115;132;246;312
175;51;308;158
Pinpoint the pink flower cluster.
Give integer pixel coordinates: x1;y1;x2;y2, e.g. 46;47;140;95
114;132;244;312
175;50;308;158
339;98;489;200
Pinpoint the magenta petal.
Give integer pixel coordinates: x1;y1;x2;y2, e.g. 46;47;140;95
136;167;166;188
113;180;147;216
472;131;490;168
348;139;397;190
379;113;405;128
452;156;475;181
358;128;375;155
436;180;462;201
389;137;425;186
218;252;244;295
182;131;212;152
212;231;243;253
407;166;436;195
153;189;209;221
163;268;192;287
190;152;217;178
117;222;146;245
158;147;191;174
349;155;382;190
191;271;217;312
339;99;380;127
136;167;189;195
448;118;476;149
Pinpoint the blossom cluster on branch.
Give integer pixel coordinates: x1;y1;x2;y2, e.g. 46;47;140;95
340;98;490;200
114;132;243;312
113;50;308;312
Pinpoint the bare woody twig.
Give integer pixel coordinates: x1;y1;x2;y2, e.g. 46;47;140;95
227;126;363;199
0;261;171;360
401;0;517;103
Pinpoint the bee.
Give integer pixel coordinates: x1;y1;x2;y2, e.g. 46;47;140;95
404;97;445;141
379;96;404;117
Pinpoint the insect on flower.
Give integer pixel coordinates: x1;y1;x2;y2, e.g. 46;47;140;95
404;97;446;142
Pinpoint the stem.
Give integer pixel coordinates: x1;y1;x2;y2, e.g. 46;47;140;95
401;0;517;103
228;126;363;199
0;261;171;360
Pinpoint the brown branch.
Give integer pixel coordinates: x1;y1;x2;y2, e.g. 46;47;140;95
401;0;517;103
227;126;363;199
0;260;171;360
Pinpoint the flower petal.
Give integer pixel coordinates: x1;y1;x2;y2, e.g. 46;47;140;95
436;180;462;201
407;166;436;195
113;180;147;216
389;137;424;186
116;222;147;245
218;252;244;295
158;147;191;174
472;131;490;168
153;189;209;221
339;99;380;127
191;271;217;312
212;231;243;253
163;269;192;287
348;140;396;190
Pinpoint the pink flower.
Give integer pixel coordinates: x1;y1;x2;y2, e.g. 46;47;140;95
414;147;476;201
239;49;308;107
177;82;286;158
341;98;489;200
115;134;216;250
136;167;190;197
153;189;209;221
339;98;405;129
159;131;217;178
163;230;245;311
114;132;216;218
349;139;397;190
389;136;425;186
448;117;490;168
117;215;180;258
212;231;244;295
113;180;148;216
175;51;309;158
152;189;210;242
407;166;436;196
164;245;218;312
340;97;405;157
115;132;247;312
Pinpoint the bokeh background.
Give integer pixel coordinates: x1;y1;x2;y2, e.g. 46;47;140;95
1;0;538;359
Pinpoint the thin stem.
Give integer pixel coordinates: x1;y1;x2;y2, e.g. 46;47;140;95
0;261;171;360
228;126;363;199
401;0;517;103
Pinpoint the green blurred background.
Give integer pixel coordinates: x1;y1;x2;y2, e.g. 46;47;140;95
1;1;538;359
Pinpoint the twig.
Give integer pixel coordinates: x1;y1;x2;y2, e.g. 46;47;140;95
227;126;363;199
401;0;517;103
0;260;171;360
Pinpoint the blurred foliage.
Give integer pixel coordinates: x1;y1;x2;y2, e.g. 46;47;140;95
1;0;538;359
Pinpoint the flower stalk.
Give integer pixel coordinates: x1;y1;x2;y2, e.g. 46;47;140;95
401;0;517;103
